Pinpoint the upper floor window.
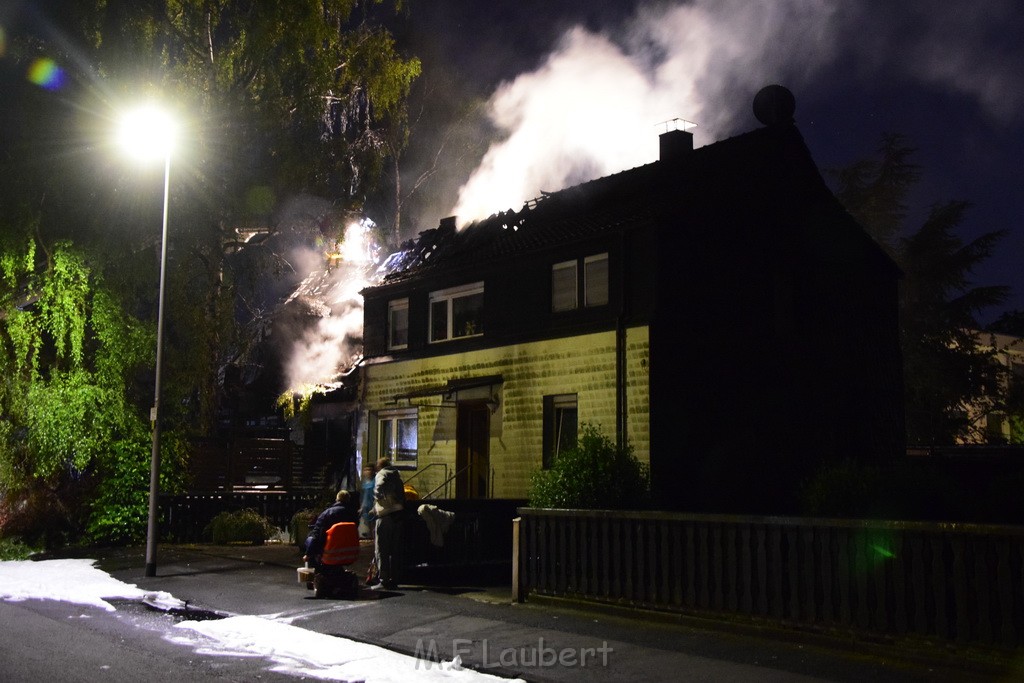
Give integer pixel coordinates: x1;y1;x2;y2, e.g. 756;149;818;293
584;253;609;307
388;298;409;350
552;253;609;312
429;282;484;342
552;260;577;312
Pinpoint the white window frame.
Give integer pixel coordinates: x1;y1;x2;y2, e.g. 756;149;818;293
429;281;484;343
377;408;418;468
543;393;578;469
388;298;409;350
552;253;609;312
584;253;609;308
551;260;578;312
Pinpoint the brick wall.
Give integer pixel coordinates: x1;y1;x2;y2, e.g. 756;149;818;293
359;327;650;499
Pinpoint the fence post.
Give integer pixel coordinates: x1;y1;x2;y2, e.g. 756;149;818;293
512;517;523;603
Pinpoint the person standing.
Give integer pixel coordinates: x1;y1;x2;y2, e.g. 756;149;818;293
358;464;377;539
372;457;405;589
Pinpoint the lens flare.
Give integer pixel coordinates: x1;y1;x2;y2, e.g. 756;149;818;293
27;58;65;91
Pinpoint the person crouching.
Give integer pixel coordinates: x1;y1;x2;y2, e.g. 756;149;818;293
303;490;358;569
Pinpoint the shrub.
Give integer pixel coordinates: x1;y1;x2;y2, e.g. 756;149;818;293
0;536;36;560
85;440;150;545
800;458;884;518
529;424;650;509
290;490;338;547
0;483;77;549
290;509;316;547
800;458;973;521
204;508;274;545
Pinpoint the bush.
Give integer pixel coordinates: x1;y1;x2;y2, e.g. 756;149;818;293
529;424;650;509
0;536;36;560
0;483;78;550
290;509;316;547
800;458;972;521
290;489;338;547
204;508;274;545
800;458;884;518
85;440;150;545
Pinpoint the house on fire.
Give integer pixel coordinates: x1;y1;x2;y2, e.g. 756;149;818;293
357;88;904;513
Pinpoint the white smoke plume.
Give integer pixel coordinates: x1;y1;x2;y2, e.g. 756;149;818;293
451;0;846;224
282;219;380;393
275;0;1024;390
450;0;1023;226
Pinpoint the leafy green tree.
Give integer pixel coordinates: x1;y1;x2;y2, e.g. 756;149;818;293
0;225;184;544
834;135;1008;445
2;2;420;544
10;0;420;433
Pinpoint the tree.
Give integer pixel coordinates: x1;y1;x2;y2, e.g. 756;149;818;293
0;222;184;544
833;135;1008;445
10;1;420;430
987;310;1024;444
1;1;421;542
831;134;920;255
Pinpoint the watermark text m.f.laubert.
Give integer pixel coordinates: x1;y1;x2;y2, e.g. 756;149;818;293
414;637;613;670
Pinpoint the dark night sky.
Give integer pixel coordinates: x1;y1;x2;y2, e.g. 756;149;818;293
400;0;1024;323
2;0;1023;322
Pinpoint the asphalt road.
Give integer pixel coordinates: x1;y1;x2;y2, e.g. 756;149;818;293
1;543;1015;682
0;597;297;682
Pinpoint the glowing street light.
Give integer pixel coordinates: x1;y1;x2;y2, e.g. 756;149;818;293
117;103;177;577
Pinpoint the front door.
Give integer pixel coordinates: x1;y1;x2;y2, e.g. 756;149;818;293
456;401;490;498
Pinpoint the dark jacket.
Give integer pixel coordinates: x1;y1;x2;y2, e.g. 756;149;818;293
305;498;358;562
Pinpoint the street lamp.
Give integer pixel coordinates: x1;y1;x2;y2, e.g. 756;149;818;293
117;104;177;577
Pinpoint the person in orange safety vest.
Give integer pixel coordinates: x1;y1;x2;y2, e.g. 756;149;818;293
303;490;358;569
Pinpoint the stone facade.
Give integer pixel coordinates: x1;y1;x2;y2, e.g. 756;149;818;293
358;327;649;499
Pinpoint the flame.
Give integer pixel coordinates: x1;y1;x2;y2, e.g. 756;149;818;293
280;216;382;400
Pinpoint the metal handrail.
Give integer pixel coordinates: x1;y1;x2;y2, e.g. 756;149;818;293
424;464;470;500
404;462;448;497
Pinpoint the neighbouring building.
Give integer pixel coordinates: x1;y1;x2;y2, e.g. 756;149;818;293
960;330;1024;444
357;89;904;513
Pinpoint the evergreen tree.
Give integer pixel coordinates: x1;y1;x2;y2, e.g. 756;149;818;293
833;135;1008;445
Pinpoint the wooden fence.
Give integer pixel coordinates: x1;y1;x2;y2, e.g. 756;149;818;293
514;508;1024;649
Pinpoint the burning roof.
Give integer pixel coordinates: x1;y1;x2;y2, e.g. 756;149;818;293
369;118;898;298
374;123;821;286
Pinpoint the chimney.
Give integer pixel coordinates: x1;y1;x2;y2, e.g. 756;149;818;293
659;129;693;162
439;215;457;231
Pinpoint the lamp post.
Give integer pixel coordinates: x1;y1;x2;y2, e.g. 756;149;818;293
118;105;176;577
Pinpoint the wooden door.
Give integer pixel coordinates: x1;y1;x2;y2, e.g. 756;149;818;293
456;401;490;498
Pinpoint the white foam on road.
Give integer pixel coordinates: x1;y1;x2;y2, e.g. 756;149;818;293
0;558;177;611
174;615;493;681
0;558;523;682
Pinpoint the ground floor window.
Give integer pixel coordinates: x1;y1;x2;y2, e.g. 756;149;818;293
377;408;418;468
543;394;578;468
